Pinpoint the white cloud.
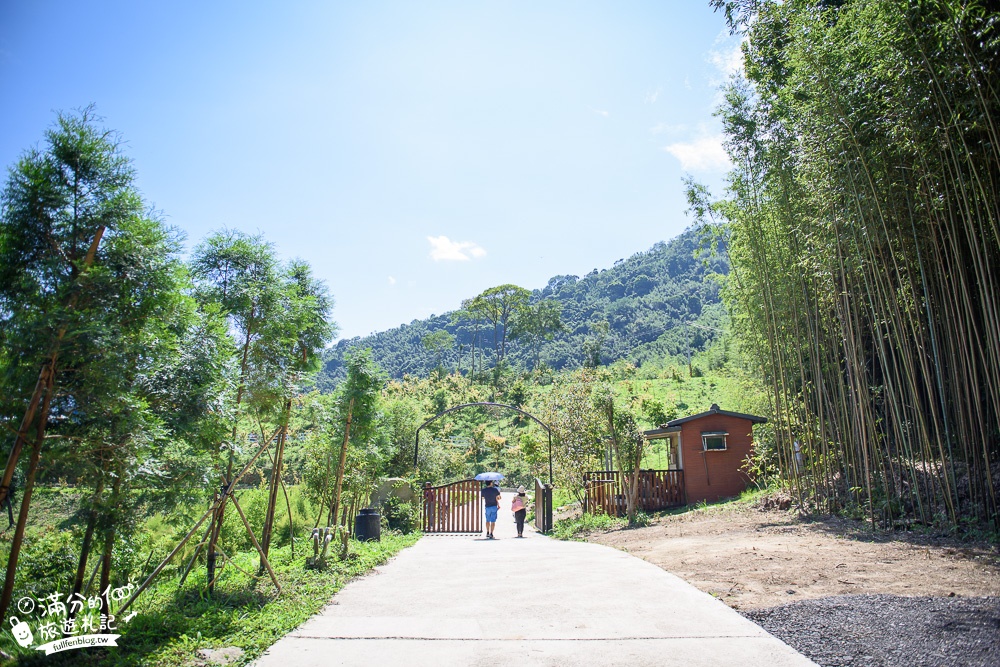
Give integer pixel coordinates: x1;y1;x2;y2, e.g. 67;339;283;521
709;44;743;79
591;107;610;117
708;30;745;82
644;87;661;104
663;134;730;172
387;275;396;285
427;236;487;262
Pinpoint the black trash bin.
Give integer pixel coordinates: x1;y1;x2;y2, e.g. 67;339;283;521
354;508;381;542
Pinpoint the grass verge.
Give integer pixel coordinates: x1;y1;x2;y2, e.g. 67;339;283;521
1;532;420;667
553;512;628;540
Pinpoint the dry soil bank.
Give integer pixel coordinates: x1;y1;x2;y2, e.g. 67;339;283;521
584;501;999;610
580;501;1000;667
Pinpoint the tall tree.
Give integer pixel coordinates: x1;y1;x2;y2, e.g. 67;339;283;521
422;329;455;372
258;260;335;568
0;107;198;621
537;369;606;498
582;320;610;368
456;300;485;378
593;384;647;524
511;300;563;370
326;349;385;528
470;284;531;370
190;229;286;592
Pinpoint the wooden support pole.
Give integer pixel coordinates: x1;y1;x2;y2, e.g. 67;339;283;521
0;226;105;510
328;399;354;527
206;421;282;594
260;398;291;570
98;472;123;623
69;475;105;620
117;430;281;616
177;521;215;586
117;500;217;617
0;367;55;624
279;475;295;558
0;366;51;509
229;493;281;594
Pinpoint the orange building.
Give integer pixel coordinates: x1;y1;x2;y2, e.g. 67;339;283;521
643;403;768;504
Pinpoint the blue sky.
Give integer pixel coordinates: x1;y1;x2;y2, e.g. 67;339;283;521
1;1;739;340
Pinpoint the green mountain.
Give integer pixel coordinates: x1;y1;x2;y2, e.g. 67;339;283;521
317;228;727;389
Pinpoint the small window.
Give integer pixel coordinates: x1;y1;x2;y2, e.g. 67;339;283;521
702;431;728;451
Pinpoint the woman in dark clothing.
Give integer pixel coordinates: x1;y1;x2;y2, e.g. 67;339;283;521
511;485;528;537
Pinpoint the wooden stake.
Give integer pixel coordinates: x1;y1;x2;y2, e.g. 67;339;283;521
328;399;354;527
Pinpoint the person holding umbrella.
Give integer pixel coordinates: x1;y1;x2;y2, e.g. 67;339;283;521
475;472;503;539
481;480;500;539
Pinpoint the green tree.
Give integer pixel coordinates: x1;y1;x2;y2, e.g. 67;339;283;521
258;260;336;567
422;329;455;372
455;300;485;378
593;384;647;524
325;348;386;527
0;108;210;621
469;284;531;370
511;299;563;370
582;320;610;368
190;228;288;592
538;369;606;498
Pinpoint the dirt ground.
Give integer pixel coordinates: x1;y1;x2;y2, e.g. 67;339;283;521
581;501;1000;611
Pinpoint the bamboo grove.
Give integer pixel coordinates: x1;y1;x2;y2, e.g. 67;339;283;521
706;0;999;528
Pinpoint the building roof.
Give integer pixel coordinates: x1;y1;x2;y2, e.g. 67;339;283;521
664;403;768;427
643;404;768;439
643;425;680;438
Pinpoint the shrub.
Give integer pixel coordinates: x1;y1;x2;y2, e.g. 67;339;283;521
380;496;420;534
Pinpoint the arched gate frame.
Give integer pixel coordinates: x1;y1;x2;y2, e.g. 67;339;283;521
413;402;553;485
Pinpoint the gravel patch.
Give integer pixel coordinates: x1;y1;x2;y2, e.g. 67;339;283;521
743;595;1000;667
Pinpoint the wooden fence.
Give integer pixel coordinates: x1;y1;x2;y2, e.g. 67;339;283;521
583;470;685;516
421;479;482;533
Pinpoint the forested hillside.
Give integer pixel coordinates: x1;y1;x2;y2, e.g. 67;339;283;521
318;229;728;388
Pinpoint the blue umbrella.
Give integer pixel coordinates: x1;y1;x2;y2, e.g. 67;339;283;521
474;472;504;482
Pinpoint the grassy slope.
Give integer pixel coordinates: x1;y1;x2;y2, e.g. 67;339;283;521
0;488;420;667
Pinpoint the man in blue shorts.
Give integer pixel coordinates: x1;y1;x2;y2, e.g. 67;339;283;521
481;481;501;539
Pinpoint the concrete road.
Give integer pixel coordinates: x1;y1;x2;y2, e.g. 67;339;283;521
253;512;816;666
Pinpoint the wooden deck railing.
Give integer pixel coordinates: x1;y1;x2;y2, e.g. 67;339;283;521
583;469;685;516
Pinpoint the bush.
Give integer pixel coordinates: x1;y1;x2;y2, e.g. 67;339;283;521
630;510;652;527
6;526;79;602
380;496;420;534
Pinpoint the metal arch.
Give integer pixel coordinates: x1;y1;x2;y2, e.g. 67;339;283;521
413;402;554;484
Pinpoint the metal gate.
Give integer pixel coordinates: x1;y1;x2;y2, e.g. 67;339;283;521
534;477;553;533
421;479;482;533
